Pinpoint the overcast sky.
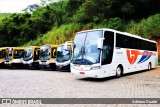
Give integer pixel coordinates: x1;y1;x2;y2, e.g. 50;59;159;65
0;0;41;13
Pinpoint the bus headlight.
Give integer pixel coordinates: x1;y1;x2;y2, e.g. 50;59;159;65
90;66;100;70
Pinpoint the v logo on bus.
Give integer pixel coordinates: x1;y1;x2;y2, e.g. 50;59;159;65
126;50;152;64
126;50;138;64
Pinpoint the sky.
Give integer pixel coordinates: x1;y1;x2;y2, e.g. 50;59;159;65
0;0;41;13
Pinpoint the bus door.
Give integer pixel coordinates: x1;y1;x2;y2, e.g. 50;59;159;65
101;31;114;76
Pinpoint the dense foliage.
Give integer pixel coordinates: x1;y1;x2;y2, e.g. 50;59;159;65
0;0;160;47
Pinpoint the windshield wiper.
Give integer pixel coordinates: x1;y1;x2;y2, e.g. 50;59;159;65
85;59;93;65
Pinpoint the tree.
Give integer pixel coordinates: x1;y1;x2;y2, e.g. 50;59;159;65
23;4;40;12
121;2;135;21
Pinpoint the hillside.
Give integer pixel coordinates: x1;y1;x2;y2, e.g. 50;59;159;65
0;0;160;47
23;14;160;46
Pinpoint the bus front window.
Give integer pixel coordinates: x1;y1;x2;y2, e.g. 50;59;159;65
56;45;70;62
71;30;102;65
23;47;32;61
0;51;5;59
13;50;24;59
5;51;12;61
39;46;50;61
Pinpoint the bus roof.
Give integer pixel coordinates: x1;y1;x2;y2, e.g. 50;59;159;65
77;28;156;43
12;47;25;50
58;43;65;46
0;47;7;51
25;46;40;49
41;44;58;48
51;45;58;48
58;41;73;47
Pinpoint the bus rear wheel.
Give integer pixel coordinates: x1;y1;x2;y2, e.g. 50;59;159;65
116;66;122;78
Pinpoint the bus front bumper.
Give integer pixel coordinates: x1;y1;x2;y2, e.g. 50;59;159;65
23;62;39;69
5;62;23;68
39;63;56;70
0;62;5;68
71;68;106;78
56;64;70;71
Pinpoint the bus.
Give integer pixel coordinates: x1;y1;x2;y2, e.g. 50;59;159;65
70;28;158;78
0;47;6;68
39;44;58;70
4;47;25;68
22;46;40;69
56;41;73;70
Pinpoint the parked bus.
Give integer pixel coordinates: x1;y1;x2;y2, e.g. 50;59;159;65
70;28;158;78
4;47;24;68
56;41;73;70
0;47;6;68
22;46;40;69
39;44;58;70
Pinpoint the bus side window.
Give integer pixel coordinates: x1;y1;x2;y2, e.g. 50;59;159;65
102;31;114;65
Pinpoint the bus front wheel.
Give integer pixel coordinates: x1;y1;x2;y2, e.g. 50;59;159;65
116;66;122;78
148;62;152;71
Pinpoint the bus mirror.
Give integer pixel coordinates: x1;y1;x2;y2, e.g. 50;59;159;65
97;38;105;49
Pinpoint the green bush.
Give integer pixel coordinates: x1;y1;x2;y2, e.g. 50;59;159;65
126;13;160;38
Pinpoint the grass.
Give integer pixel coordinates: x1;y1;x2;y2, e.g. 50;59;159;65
23;23;86;46
158;57;160;66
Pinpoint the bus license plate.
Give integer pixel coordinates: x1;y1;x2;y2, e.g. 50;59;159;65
42;62;46;65
59;66;62;69
80;72;85;75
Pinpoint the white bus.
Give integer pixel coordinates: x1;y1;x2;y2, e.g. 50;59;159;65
56;41;73;71
22;46;40;69
39;44;58;70
70;28;158;78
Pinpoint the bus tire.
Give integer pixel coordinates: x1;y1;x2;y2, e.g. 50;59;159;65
116;66;122;78
148;62;152;71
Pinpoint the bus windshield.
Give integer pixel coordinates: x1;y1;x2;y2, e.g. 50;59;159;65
5;48;12;61
23;47;33;61
71;30;102;65
0;50;5;59
56;45;70;62
39;45;50;61
13;50;24;59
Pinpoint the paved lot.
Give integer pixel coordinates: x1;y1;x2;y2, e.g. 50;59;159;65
0;67;160;106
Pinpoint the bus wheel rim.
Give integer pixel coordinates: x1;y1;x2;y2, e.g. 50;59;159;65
148;63;151;70
116;67;121;76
